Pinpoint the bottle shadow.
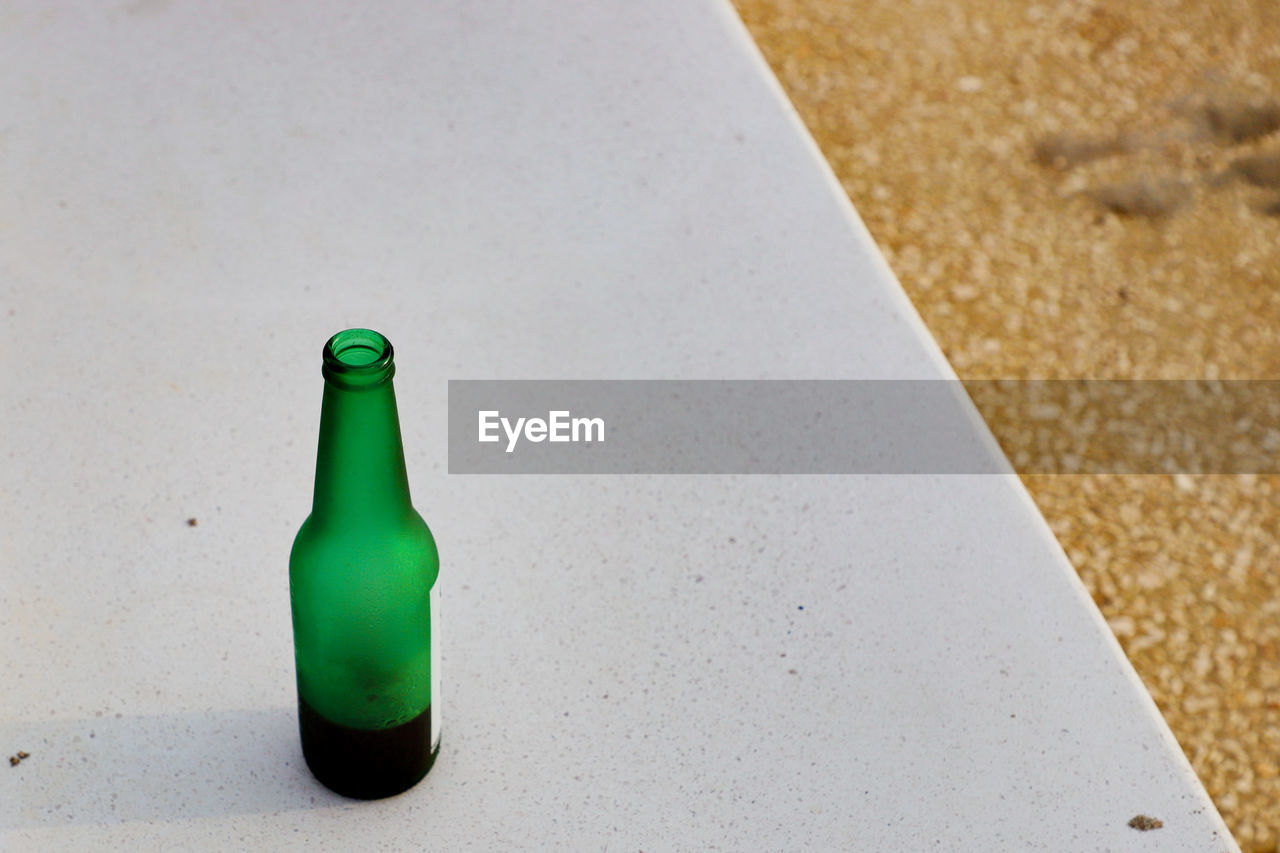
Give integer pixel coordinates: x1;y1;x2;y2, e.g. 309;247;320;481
0;706;347;828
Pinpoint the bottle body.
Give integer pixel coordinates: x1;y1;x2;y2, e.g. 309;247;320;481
290;329;440;799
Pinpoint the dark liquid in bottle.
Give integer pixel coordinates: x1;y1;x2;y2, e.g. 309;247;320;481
298;698;436;799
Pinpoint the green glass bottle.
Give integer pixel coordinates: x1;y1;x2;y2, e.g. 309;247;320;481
290;328;441;799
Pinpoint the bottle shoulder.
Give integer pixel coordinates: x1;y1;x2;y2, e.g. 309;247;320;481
291;511;439;583
293;506;434;541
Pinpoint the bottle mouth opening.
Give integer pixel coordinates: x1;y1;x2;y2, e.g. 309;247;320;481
323;328;395;386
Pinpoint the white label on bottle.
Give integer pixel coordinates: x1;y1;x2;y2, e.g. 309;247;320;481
430;581;441;752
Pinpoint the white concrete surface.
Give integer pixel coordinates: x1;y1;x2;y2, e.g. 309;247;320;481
0;1;1235;850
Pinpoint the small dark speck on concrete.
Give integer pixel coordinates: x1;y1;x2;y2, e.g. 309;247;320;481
787;669;798;675
8;756;18;767
797;605;804;610
1128;814;1163;831
186;517;198;527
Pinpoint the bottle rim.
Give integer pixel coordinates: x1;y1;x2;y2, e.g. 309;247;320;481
322;328;395;388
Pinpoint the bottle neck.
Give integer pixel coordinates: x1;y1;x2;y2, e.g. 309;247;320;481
311;378;414;526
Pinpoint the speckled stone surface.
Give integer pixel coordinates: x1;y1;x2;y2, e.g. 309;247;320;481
0;1;1234;850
